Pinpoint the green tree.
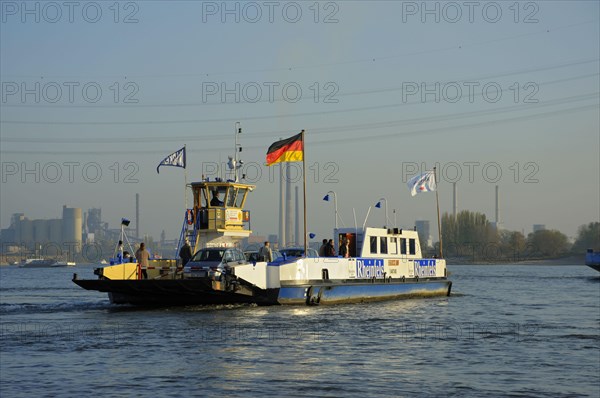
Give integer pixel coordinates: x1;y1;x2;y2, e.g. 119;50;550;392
498;230;527;261
442;210;498;260
572;222;600;252
527;229;570;257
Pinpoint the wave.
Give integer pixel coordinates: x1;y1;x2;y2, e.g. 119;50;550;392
0;300;113;315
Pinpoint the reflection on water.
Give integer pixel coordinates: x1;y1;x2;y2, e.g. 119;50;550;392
0;265;598;397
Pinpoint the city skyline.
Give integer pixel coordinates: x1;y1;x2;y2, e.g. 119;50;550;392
1;1;598;243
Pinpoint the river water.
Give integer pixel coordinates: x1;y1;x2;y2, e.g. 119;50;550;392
1;264;598;397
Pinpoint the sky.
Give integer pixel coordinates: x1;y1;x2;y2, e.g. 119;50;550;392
1;0;599;244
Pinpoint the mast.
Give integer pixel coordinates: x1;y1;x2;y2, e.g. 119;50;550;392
434;167;443;258
301;130;307;257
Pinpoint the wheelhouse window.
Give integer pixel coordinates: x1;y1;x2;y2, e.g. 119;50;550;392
400;238;407;255
370;236;378;254
409;239;416;255
226;188;237;207
209;187;227;207
390;237;398;254
235;188;247;208
380;237;388;254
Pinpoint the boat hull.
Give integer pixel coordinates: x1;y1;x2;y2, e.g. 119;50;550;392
585;251;600;272
73;277;451;306
73;279;279;306
280;279;452;305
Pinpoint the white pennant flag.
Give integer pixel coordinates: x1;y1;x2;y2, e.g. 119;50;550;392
157;147;186;174
407;171;436;196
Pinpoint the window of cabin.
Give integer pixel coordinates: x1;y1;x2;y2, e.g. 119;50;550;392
226;188;237;207
200;188;208;208
390;237;398;254
409;239;416;255
210;187;227;207
380;237;388;254
235;188;247;208
370;236;378;254
400;238;407;255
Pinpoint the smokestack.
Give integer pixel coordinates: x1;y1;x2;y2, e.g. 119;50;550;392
452;182;457;217
295;186;300;246
279;163;285;248
136;193;140;238
495;185;500;224
285;164;293;246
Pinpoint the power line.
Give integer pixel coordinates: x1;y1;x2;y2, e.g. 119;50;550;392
2;60;597;109
2;92;597;144
2;19;596;79
1;102;596;155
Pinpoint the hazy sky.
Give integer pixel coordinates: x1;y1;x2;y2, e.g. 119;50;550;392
1;0;599;243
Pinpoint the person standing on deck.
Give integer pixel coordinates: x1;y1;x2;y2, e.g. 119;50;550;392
318;239;328;257
258;241;273;262
135;242;150;279
179;239;193;267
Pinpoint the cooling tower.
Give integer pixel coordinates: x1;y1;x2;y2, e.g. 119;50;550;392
62;205;82;252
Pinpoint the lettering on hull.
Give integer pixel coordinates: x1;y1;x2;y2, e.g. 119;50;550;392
356;259;384;278
415;259;437;277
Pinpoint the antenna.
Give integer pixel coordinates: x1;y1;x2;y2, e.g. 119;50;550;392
362;206;372;229
233;122;243;182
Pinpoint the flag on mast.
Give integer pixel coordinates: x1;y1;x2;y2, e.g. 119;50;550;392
157;146;186;173
407;171;436;196
266;133;303;166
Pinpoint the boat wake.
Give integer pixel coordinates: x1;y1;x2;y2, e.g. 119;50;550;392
0;300;114;315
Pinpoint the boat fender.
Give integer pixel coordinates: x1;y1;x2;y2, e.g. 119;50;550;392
316;287;323;304
401;276;405;283
305;286;313;304
415;276;419;282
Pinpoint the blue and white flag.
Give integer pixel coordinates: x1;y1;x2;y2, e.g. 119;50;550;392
157;147;186;174
407;171;436;196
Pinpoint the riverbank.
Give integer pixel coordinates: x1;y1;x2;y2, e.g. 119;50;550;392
446;254;585;266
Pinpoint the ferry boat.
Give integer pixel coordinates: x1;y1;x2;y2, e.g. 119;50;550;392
585;249;600;272
20;258;75;268
72;135;452;306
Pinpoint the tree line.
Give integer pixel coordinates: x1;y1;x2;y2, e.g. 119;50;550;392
421;211;599;262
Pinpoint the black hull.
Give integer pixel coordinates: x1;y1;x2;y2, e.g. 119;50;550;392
73;279;279;306
73;277;452;306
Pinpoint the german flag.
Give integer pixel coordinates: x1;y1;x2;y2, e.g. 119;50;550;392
266;132;304;166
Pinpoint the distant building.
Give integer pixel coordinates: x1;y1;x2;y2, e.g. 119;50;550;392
268;234;278;246
415;220;432;248
0;206;83;254
533;224;546;233
246;235;267;251
86;208;102;236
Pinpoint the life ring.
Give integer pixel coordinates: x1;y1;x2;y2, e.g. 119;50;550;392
186;209;193;225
